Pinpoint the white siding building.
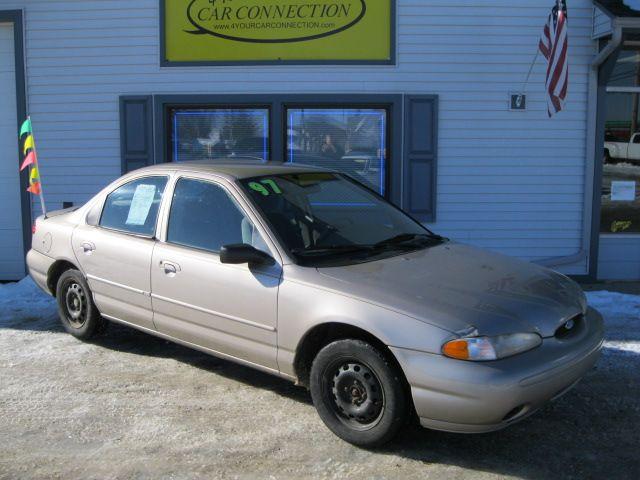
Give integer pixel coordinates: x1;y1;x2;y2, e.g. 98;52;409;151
0;0;639;281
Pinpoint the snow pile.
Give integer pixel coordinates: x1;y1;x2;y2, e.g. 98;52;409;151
586;291;640;355
0;277;638;355
0;277;57;330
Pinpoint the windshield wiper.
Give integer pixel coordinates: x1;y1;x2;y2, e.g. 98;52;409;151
291;234;446;259
374;233;445;249
291;245;374;257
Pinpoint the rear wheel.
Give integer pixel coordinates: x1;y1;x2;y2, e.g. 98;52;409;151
55;269;106;340
310;339;407;447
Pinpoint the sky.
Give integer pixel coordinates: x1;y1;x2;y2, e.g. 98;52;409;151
624;0;640;11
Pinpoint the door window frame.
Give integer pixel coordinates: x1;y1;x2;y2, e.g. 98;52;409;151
96;174;170;239
157;173;283;263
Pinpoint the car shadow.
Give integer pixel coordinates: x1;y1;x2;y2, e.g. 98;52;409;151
91;321;312;405
0;313;60;332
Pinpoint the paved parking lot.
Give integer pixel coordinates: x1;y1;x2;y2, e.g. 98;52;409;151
1;280;639;480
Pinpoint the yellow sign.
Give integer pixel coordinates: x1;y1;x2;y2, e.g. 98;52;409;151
611;220;633;233
163;0;393;64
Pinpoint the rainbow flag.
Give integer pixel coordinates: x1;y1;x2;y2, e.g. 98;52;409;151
19;117;47;216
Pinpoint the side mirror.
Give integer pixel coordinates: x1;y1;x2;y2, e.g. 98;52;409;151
220;244;274;266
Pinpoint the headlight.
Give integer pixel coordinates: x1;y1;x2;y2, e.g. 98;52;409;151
442;333;542;361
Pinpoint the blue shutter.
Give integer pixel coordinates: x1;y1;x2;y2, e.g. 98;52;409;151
119;96;154;173
403;95;438;222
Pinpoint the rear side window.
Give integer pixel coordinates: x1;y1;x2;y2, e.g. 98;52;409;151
99;176;168;236
167;178;268;254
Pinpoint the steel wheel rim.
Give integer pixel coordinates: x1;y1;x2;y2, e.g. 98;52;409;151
64;282;87;328
325;359;385;431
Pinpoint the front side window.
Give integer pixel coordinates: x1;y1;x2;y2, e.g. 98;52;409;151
167;178;268;254
170;108;269;163
286;108;388;195
240;173;443;267
99;176;168;236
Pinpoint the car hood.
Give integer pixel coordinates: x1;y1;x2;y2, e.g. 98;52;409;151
316;242;586;338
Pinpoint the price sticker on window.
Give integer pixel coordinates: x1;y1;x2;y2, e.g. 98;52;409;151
126;184;157;225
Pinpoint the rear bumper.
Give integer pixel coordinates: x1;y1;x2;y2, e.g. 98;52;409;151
26;249;55;296
390;307;604;434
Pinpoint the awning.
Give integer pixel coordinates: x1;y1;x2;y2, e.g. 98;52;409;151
593;1;640;42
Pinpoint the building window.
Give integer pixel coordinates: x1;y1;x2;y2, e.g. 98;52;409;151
286;108;388;195
148;94;438;214
170;108;269;162
602;39;640;234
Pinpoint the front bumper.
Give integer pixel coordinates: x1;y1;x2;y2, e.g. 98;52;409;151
390;307;604;434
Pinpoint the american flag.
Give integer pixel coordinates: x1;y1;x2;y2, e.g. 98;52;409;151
539;1;568;117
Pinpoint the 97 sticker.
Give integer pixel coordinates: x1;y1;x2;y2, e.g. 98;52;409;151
249;179;282;196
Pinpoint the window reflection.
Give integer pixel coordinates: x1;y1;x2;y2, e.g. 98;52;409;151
286;108;388;195
608;49;640;87
171;109;269;162
603;90;640;232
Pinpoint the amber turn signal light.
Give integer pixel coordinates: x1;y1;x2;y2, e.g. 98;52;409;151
442;339;470;360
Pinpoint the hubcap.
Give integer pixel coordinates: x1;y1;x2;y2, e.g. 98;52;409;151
329;362;384;429
64;282;87;328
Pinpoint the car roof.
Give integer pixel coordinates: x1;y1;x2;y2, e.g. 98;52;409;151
135;158;328;181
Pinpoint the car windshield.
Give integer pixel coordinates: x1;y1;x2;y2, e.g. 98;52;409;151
239;172;445;266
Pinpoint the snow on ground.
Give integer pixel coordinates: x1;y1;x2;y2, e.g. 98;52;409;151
586;290;640;355
1;277;639;479
0;277;57;330
1;277;638;357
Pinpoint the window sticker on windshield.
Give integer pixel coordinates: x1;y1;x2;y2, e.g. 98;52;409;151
249;179;282;196
125;184;157;226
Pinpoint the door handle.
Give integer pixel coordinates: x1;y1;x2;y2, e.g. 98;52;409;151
81;242;96;254
160;260;180;276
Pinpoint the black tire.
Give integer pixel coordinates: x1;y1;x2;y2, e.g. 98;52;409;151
310;339;407;448
55;269;106;340
604;150;612;165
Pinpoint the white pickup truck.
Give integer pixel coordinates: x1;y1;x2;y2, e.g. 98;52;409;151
604;133;640;163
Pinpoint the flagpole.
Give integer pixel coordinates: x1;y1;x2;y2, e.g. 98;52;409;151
28;116;48;218
519;0;565;98
520;48;540;97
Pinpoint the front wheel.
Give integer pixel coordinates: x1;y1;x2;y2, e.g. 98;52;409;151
55;269;106;340
310;339;408;447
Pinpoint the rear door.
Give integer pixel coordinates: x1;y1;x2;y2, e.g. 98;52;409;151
150;176;281;371
72;175;168;330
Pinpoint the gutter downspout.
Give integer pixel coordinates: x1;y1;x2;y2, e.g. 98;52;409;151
534;24;622;269
592;24;622;69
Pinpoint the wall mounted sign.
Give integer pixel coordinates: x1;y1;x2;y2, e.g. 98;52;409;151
510;93;526;111
161;0;394;65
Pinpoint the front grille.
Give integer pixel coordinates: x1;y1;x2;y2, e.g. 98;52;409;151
555;314;583;339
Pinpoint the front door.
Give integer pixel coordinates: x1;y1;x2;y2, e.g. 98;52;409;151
72;175;169;330
151;177;281;371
